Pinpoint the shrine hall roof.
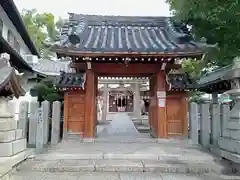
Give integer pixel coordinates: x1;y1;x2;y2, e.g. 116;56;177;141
53;13;204;55
0;57;25;98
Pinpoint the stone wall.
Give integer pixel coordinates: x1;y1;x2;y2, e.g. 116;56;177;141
0;98;62;179
188;102;240;163
189;102;229;147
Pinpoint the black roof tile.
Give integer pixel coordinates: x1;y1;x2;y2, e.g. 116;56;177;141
55;71;85;89
53;14;203;54
167;73;197;90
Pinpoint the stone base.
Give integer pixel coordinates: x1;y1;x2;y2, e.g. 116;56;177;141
0;128;26;157
218;137;240;154
0;139;26;157
0;120;17;132
0;149;34;179
223;128;240;140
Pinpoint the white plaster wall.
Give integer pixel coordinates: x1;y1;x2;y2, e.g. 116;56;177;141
0;5;32;56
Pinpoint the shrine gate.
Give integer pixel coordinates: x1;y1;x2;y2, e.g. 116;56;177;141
53;14;203;139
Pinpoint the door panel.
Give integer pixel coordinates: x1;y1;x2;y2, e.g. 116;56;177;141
166;97;185;136
66;93;85;134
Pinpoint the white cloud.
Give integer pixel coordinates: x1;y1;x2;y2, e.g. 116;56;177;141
14;0;171;18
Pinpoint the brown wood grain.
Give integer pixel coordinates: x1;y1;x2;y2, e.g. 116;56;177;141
84;70;96;138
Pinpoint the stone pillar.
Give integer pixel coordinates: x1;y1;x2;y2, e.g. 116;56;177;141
51;101;61;145
42;101;50;145
101;84;108;121
189;102;199;144
28;98;38;147
133;83;141;119
221;104;230;137
199;103;210;147
18;101;29;138
36;106;44;151
0;97;26;157
211;104;221;146
212;93;218;104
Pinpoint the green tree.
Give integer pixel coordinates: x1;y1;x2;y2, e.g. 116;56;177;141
30;78;63;103
166;0;240;67
21;9;63;57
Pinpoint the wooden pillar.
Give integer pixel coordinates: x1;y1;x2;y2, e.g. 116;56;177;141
84;69;96;138
149;75;157;137
155;71;167;138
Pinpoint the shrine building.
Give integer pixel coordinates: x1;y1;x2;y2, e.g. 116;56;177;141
52;14;203;139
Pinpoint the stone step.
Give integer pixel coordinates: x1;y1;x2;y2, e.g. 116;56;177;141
33;152;217;162
137;126;150;133
16;159;237;174
11;171;230;180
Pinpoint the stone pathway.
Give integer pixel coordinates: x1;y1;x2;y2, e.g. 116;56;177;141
10;137;240;179
99;113;141;137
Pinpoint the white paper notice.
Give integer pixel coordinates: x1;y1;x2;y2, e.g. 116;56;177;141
158;98;166;107
157;91;166;98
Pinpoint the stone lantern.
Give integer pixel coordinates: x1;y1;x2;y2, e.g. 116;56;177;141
218;57;240;158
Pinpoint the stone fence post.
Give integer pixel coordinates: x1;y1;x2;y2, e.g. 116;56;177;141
36;106;44;151
221;104;230;138
18;101;29;138
199;103;210;147
211;103;221;146
51;101;61;145
189;102;199;144
28;99;38;147
42;101;50;145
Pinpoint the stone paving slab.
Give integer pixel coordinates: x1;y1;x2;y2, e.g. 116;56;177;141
95;160;143;172
160;174;203;180
30;160;95;172
142;160;225;174
103;153;159;160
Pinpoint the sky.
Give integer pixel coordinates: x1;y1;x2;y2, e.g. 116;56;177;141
14;0;171;19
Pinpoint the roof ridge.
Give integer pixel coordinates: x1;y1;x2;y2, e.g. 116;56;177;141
68;13;171;19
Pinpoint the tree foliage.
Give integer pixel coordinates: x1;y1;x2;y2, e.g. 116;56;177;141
167;0;240;66
21;9;63;57
30;78;63;103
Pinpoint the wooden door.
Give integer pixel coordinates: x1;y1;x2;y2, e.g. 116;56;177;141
64;92;85;135
166;95;188;137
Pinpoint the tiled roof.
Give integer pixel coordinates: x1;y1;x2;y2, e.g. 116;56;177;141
31;59;73;76
167;73;197;90
0;57;25;97
198;65;231;87
53;14;203;54
55;71;86;90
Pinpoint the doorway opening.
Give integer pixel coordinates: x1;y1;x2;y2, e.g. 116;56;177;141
97;76;151;138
